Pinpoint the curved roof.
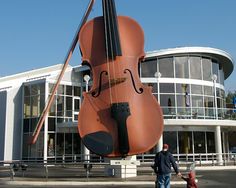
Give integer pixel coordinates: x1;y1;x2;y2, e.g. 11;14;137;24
145;47;234;79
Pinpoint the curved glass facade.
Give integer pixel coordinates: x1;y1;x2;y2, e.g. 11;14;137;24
141;55;226;120
20;48;234;159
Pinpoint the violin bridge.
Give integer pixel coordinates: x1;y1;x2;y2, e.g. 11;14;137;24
109;77;126;86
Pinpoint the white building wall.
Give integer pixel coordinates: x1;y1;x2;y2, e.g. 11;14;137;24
3;87;23;161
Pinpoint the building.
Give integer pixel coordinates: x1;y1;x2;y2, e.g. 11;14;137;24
0;47;235;163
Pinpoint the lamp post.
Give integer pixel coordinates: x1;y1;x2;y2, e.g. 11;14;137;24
212;74;223;165
83;75;90;164
212;74;218;120
154;72;162;102
155;72;163;152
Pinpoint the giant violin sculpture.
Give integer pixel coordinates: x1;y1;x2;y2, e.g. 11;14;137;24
78;0;163;157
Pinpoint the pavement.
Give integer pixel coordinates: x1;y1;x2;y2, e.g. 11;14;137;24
1;165;236;187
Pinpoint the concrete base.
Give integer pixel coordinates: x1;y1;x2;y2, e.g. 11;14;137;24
105;155;138;178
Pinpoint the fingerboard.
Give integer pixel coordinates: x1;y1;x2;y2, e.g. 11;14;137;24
102;0;122;59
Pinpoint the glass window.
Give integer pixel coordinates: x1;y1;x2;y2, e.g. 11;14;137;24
192;96;203;107
29;133;43;158
57;117;64;124
74;86;81;96
74;99;80;112
158;57;174;78
177;94;188;107
65;133;72;155
217;98;223;109
219;89;225;98
163;132;177;154
194;132;206;153
40;95;45;115
24;97;31;118
191;85;203;95
141;59;157;77
216;88;220;97
66;97;73;117
143;83;157;93
160;83;175;93
73;133;81;155
48;133;55;156
175;56;189;78
212;60;219;83
74;114;78;121
48;117;56;131
178;131;193;154
57;85;64;95
64;117;72;123
39;83;45;95
176;84;190;94
204;96;214;107
49;83;55;94
176;94;191;115
204;96;214;117
57;95;64;116
189;56;202;80
192;96;204;118
30;118;39;133
23;119;30;133
219;68;224;85
24;85;30;96
31;95;40;117
56;133;64;156
22;134;29;157
49;95;56;116
160;94;175;114
66;85;72;95
202;58;212;81
160;94;175;106
31;85;39;95
206;132;215;153
204;86;213;96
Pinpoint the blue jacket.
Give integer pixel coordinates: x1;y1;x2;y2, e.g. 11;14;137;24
153;151;179;175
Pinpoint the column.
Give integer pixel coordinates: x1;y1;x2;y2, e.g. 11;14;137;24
43;82;49;162
157;135;163;152
215;125;223;165
155;72;162;152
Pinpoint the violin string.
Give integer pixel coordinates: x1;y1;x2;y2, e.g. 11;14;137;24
103;0;113;105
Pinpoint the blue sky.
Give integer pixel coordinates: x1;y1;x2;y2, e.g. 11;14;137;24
0;0;235;92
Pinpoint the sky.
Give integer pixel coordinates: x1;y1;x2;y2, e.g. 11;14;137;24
0;0;235;92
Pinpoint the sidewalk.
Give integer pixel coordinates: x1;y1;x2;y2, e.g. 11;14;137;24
1;175;185;186
1;166;236;187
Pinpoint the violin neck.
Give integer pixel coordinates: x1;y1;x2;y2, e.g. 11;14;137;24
102;0;122;59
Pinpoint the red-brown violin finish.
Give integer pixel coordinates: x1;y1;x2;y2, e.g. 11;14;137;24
78;0;163;157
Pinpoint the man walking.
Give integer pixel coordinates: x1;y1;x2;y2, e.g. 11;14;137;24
153;144;181;188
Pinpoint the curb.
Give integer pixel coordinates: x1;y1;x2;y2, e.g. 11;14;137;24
4;180;186;186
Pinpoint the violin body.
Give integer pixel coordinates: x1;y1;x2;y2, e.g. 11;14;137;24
78;15;163;157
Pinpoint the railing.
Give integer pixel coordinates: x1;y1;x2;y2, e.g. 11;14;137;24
19;153;236;165
162;107;236;120
1;153;236;181
23;154;104;164
137;153;236;166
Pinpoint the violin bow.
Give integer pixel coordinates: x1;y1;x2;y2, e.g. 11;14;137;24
29;0;95;144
